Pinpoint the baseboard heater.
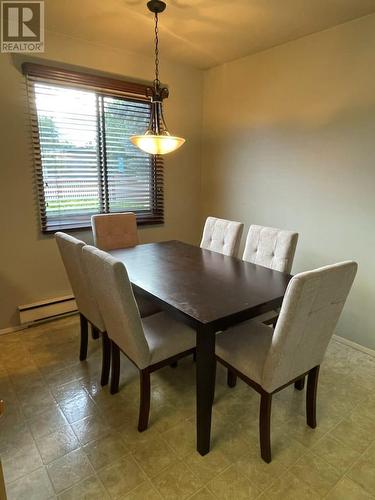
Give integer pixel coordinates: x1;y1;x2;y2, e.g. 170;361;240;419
18;295;78;325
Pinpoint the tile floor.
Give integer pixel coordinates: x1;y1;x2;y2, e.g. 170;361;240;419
0;315;375;499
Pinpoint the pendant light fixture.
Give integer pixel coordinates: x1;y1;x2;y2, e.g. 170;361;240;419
130;0;185;155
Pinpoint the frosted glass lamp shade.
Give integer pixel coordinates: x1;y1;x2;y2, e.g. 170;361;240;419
130;134;185;155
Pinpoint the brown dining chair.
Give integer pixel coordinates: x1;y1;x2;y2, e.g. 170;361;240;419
91;212;139;251
82;245;196;431
200;216;244;257
216;261;357;463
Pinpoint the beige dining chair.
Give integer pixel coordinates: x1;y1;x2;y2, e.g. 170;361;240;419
91;212;139;251
56;232;159;386
55;232;106;363
82;245;196;431
243;225;298;274
243;224;299;332
216;261;357;463
91;212;160;318
200;216;244;257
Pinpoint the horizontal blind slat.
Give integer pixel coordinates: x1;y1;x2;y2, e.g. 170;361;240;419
26;69;164;232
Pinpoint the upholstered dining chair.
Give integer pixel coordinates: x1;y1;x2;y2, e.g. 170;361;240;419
243;224;298;274
56;232;159;386
240;224;300;383
91;212;139;251
216;261;357;463
200;216;244;257
56;233;113;388
82;245;196;431
55;232;107;368
91;212;160;318
243;224;299;321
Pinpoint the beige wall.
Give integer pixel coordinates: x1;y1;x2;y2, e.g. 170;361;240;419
202;14;375;350
1;15;375;351
0;31;203;329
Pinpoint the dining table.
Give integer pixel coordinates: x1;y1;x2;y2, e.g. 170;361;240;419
109;240;292;455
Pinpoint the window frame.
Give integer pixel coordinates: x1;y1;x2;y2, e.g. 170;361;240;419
23;63;164;233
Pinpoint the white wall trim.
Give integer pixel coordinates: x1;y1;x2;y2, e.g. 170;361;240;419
0;311;78;336
0;324;27;336
333;334;375;358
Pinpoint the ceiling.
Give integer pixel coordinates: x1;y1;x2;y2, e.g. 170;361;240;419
45;0;375;69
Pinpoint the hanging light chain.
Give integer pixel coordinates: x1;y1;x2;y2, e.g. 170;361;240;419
154;12;160;87
130;1;185;154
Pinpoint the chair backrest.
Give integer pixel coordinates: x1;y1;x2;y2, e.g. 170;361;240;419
262;261;357;392
91;212;139;251
82;245;150;369
55;232;105;331
243;225;298;274
200;217;244;257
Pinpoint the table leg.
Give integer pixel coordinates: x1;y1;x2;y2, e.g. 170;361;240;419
196;325;216;456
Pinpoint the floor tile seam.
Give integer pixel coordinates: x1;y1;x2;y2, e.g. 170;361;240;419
182;453;231;488
45;449;95;495
151;454;207;498
130;446;178;486
309;434;363;473
1;434;45;484
265;467;321;499
291;447;345;494
32;427;73;467
329;418;375;452
203;462;254;495
2;463;49;490
322;472;375;500
341;437;375;490
49;470;103;498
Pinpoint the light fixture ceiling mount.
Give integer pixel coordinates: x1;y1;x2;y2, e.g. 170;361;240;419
147;0;166;14
130;0;185;155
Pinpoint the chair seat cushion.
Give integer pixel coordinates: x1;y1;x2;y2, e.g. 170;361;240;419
142;312;196;366
252;309;279;323
216;320;274;387
134;291;161;318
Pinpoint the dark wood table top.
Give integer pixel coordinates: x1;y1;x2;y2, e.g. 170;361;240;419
109;240;292;330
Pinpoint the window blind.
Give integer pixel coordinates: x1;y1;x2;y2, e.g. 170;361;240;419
23;63;164;232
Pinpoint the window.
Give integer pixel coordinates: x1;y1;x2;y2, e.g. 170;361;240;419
23;63;163;232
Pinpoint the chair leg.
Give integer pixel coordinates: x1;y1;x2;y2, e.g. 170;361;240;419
79;314;88;361
259;392;272;463
306;366;320;428
110;342;120;395
101;333;111;387
92;325;100;340
227;369;237;388
138;369;151;432
294;376;305;391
